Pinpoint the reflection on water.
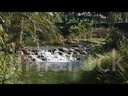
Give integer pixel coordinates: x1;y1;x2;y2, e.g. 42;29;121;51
21;61;84;84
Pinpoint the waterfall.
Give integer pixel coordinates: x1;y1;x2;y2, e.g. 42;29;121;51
22;46;87;71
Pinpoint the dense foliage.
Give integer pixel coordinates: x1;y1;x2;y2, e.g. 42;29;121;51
0;12;128;84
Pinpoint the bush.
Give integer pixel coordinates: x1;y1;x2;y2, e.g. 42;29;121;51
118;37;128;63
93;28;110;38
102;28;126;49
109;28;124;44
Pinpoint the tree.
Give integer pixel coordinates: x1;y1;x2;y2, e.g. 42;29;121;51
0;12;60;47
53;12;77;37
53;12;94;38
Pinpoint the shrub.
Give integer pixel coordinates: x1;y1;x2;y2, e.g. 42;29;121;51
79;49;128;84
118;37;128;63
109;28;124;43
93;28;110;38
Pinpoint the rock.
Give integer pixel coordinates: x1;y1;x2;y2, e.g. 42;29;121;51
22;49;30;55
62;47;69;52
71;44;79;47
35;52;38;55
37;55;42;58
67;40;77;44
31;58;36;61
67;52;71;55
79;51;87;55
76;57;80;60
73;47;81;52
41;58;47;61
51;49;57;53
29;52;35;55
73;51;78;54
58;47;69;52
69;48;75;52
28;55;32;59
37;52;43;55
48;49;52;52
31;49;38;53
72;54;77;58
58;52;63;55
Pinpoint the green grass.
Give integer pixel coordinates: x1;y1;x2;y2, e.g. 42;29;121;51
86;38;106;42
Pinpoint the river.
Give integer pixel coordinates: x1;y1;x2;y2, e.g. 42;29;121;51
20;46;87;84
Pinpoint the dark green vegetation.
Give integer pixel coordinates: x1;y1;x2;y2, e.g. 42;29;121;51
0;12;128;84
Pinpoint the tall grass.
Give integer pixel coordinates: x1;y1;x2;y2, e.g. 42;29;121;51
0;36;23;84
79;39;128;84
0;52;23;84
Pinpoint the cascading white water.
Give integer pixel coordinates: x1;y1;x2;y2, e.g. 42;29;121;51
23;47;87;71
29;49;77;62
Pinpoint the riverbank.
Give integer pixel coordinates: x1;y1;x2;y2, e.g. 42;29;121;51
78;37;128;84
